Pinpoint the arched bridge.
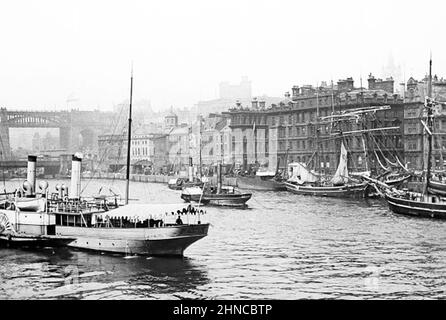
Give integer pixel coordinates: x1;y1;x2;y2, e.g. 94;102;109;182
0;108;120;160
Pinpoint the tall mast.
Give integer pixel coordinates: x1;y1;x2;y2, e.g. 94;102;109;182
199;117;202;178
125;65;134;205
424;55;433;196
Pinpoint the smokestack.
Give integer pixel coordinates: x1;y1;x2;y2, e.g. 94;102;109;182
26;155;37;195
251;98;258;109
69;154;82;199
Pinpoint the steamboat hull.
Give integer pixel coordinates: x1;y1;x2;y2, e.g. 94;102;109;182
181;193;251;207
56;224;209;256
0;234;75;248
284;182;367;198
385;194;446;219
236;176;286;191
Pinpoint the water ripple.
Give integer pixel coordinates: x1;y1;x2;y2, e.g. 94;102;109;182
1;179;446;299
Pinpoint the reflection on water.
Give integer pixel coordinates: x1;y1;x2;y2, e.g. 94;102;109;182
1;179;446;299
0;247;210;299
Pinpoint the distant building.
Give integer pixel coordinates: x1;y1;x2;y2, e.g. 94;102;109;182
196;76;253;116
164;109;178;131
367;73;394;94
97;133;126;172
219;76;252;100
130;133;167;174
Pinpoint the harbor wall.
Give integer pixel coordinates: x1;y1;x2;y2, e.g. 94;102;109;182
80;172;238;187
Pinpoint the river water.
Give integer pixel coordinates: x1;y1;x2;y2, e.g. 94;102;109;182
1;178;445;299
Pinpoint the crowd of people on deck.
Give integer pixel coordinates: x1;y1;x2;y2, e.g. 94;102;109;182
93;205;206;228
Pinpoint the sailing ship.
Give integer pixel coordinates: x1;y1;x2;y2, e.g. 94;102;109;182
0;70;210;255
385;57;446;219
181;163;252;207
284;141;368;197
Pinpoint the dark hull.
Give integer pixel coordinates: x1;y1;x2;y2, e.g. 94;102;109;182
427;180;446;196
385;194;446;219
181;193;251;207
236;176;286;191
56;224;210;256
0;234;75;248
284;182;367;198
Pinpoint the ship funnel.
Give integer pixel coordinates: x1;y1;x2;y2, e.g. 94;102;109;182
69;154;82;199
26;155;37;194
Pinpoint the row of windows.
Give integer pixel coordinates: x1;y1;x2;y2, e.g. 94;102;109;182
132;140;149;145
132;147;149;156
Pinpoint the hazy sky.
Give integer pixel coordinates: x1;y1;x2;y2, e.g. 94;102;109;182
0;0;444;111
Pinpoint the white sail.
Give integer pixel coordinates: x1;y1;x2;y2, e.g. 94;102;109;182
287;162;319;184
331;141;349;185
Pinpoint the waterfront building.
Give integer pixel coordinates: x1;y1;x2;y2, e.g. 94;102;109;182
225;78;406;174
167;124;191;172
402;75;446;170
200;114;230;166
130;132;167;174
97;133;127;172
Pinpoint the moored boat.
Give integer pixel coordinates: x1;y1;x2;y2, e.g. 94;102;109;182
181;163;251;207
385;192;446;219
236;171;286;191
181;185;251;207
284;142;368;198
384;57;446;220
284;181;367;197
427;179;446;196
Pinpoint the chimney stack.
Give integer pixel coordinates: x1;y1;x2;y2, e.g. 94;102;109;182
69;154;82;199
26;155;37;195
251;97;258;109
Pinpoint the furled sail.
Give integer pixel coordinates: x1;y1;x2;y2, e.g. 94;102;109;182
331;141;349;186
287;162;319;185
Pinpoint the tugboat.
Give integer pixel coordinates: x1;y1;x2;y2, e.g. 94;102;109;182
167;160;203;190
181;163;252;207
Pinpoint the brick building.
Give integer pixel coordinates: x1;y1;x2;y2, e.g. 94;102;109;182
225;78;406;174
